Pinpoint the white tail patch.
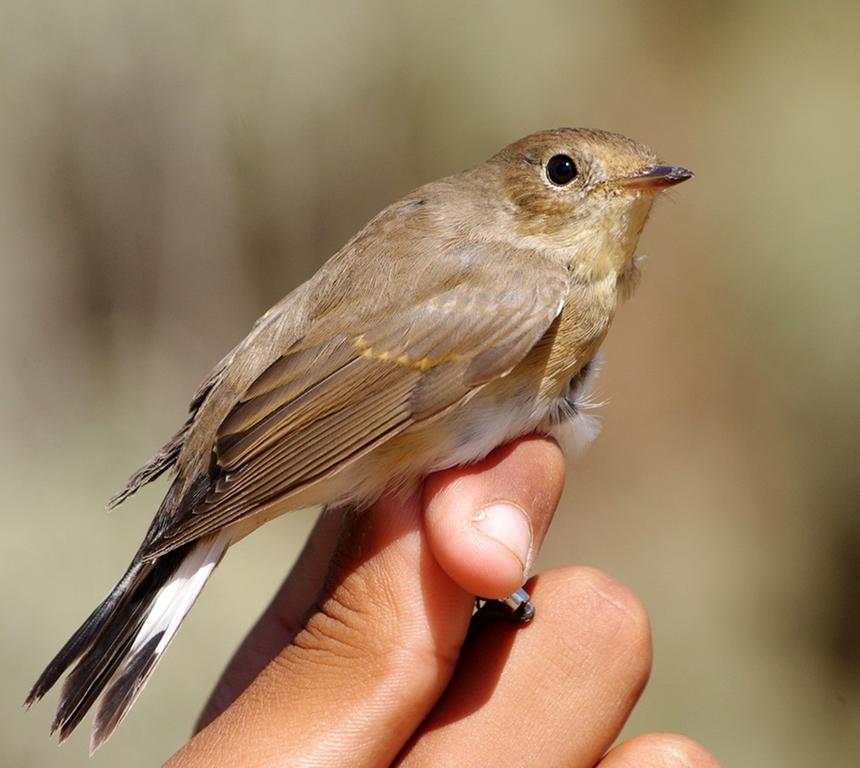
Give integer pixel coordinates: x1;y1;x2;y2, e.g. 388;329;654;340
130;533;228;657
90;532;229;752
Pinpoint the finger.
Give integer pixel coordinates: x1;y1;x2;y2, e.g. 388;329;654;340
195;507;342;730
423;435;565;599
596;734;721;767
397;567;653;768
169;490;474;768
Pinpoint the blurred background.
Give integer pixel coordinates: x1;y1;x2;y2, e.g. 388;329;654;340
2;1;858;765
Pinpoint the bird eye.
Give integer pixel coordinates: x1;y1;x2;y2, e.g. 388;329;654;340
546;154;578;186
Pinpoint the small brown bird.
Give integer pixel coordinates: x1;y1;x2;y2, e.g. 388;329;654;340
26;128;691;749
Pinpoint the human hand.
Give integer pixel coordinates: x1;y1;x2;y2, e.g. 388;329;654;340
166;436;719;767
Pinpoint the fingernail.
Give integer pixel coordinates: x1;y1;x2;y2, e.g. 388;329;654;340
471;502;532;575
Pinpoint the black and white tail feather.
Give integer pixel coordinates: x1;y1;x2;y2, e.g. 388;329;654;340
25;365;231;751
26;532;228;752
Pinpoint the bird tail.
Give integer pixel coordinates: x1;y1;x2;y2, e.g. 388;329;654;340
26;533;228;752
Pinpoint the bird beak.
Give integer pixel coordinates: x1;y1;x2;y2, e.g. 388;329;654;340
620;165;694;190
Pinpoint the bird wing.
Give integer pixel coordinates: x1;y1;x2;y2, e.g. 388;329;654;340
143;243;569;555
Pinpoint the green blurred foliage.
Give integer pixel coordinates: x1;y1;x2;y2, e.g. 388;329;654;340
1;1;858;765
